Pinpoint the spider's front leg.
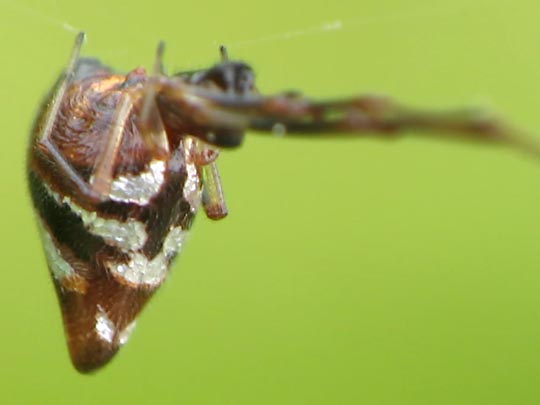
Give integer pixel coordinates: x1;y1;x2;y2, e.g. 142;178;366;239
159;82;540;160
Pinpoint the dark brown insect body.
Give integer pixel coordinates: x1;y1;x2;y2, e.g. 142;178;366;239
27;33;540;373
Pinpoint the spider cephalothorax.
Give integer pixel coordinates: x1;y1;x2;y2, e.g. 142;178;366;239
178;48;256;96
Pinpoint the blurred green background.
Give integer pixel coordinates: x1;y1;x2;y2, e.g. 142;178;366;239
2;0;540;403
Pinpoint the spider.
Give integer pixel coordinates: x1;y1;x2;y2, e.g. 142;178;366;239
27;32;540;373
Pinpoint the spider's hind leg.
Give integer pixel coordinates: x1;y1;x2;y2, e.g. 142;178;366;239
38;32;85;146
35;32;107;203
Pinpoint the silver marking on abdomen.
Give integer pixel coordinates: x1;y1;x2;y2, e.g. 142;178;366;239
182;138;202;211
95;305;116;343
95;306;137;346
44;184;148;251
106;226;187;287
38;221;75;280
109;159;166;205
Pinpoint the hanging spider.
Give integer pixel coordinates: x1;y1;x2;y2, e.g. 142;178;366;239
26;32;540;373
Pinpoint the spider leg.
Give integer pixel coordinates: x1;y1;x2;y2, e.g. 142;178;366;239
219;45;229;62
138;40;170;161
35;32;108;202
168;86;540;159
201;159;227;220
89;92;133;196
246;94;531;145
38;32;85;145
141;40;166;118
186;141;227;219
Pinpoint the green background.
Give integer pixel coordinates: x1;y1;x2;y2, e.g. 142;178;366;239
2;0;540;403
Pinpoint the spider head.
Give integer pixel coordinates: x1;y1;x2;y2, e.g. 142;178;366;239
163;47;258;148
195;61;255;95
177;47;256;96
